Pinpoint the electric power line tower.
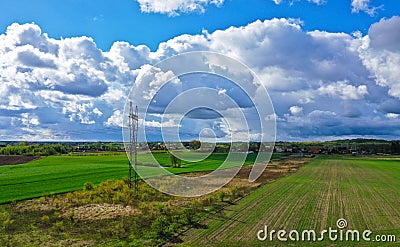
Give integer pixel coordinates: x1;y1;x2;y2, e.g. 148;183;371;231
128;102;139;191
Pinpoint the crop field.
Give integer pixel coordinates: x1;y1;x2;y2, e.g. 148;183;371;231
180;156;400;246
0;152;280;204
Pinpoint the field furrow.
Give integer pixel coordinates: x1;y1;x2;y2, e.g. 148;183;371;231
179;156;400;246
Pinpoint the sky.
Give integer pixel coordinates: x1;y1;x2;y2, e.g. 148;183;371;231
0;0;400;142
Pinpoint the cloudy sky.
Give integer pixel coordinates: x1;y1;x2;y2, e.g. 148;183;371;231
0;0;400;141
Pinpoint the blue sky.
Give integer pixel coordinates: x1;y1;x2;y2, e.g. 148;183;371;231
0;0;400;141
1;0;399;51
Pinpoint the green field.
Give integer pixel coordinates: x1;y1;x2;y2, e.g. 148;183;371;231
180;156;400;246
0;152;279;204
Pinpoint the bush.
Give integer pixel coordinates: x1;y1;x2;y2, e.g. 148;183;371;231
53;221;64;231
183;208;196;225
151;215;173;239
83;182;95;191
204;195;215;206
217;191;226;202
41;215;50;223
2;218;14;232
169;152;182;168
0;210;14;231
230;186;238;197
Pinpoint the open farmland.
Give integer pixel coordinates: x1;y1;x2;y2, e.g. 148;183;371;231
179;156;400;246
0;152;280;204
0;155;128;204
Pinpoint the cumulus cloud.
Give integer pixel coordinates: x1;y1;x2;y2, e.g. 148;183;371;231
105;110;123;127
1;17;400;141
274;0;380;16
0;22;140;140
360;16;400;99
272;0;326;5
143;119;181;128
0;24;112;98
136;0;224;16
16;46;57;69
317;81;368;100
289;106;303;115
386;113;399;119
351;0;381;16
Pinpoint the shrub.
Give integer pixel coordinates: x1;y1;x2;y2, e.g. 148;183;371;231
151;215;173;239
183;208;196;225
53;221;64;231
0;210;14;231
205;195;215;206
41;215;50;223
217;191;226;202
83;182;95;191
52;198;61;208
38;196;47;203
230;186;238;197
2;218;15;232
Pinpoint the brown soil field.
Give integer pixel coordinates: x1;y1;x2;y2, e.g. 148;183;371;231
0;155;40;166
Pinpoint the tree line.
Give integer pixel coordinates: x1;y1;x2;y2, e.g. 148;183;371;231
0;144;71;156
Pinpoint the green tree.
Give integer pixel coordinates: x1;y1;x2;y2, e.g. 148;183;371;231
189;140;201;150
169;152;181;168
151;215;173;239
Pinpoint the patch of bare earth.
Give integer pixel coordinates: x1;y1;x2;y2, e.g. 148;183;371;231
0;155;40;166
60;204;137;221
15;199;138;222
44;239;95;247
182;159;306;188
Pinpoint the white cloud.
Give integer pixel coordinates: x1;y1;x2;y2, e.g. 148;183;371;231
359;16;400;99
136;0;224;16
143;119;181;128
308;0;325;4
6;94;37;110
351;0;381;16
16;45;57;69
218;88;227;95
386;113;399;119
272;0;326;5
289;106;303;115
100;88;126;105
105;110;124;127
131;64;181;105
1;17;400;141
93;108;103;116
0;23;111;97
317;81;368;100
21;113;40;126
